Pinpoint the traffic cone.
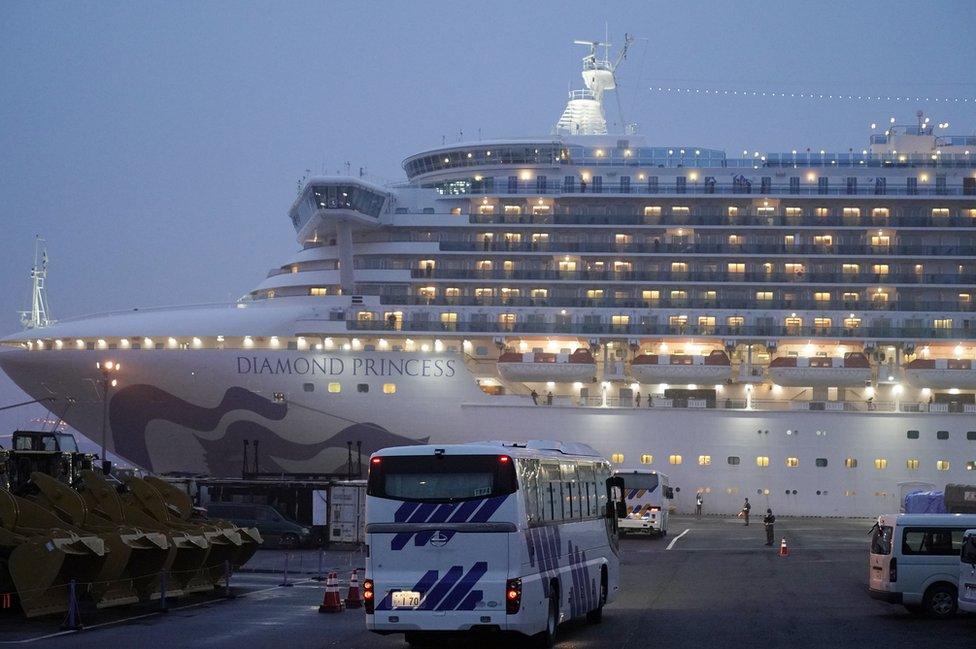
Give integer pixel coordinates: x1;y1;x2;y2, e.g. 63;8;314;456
345;569;363;609
779;537;789;557
318;572;345;613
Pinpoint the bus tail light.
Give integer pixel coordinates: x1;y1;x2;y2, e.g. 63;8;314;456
363;578;375;613
889;557;897;583
505;578;522;614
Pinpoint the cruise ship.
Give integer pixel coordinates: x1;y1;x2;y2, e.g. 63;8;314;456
2;40;975;516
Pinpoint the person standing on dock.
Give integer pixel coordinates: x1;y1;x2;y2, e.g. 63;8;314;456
530;389;538;405
763;508;776;546
695;492;703;517
741;498;751;526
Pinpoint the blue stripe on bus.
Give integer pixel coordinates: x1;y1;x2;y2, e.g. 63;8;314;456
456;589;483;611
418;565;463;610
394;501;421;522
436;561;488;611
470;495;507;522
412;503;461;546
446;499;483;523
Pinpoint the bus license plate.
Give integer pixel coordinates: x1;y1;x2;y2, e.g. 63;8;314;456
392;591;421;608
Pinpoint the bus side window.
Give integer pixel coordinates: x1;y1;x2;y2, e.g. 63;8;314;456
519;459;541;524
541;463;560;521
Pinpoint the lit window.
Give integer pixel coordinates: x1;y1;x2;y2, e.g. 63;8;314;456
728;263;745;273
610;453;624;464
357;311;374;322
784;316;803;331
503;205;521;215
756;456;770;467
418;286;436;299
671;206;690;216
814;207;829;218
936;460;950;471
783;235;795;245
842;263;860;274
757;206;774;216
728;234;742;245
934;318;953;330
586;289;605;299
845;457;858;468
843;292;859;302
328;383;341;393
874;458;887;470
756;291;773;301
498;313;517;328
932;208;950;217
669;454;683;465
450;207;462;215
615;234;632;245
613;260;632;272
381;383;396;395
786;457;799;468
727;316;744;328
530;288;548;298
309;287;328;296
813;235;833;246
843;317;861;329
785;207;802;217
871;264;889;276
642;290;660;300
611;314;630;326
785;262;805;275
440;312;458;325
814;317;832;329
698;316;716;327
870;234;890;247
445;287;460;298
671;262;688;272
670;290;687;300
842;207;861;218
640;454;653;465
872;208;889;218
814;292;831;302
698;455;711;466
727;206;739;217
476;259;493;270
644;206;662;216
669;315;687;326
906;458;919;470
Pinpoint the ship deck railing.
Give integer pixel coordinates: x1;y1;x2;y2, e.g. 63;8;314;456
472;395;976;414
467;213;976;228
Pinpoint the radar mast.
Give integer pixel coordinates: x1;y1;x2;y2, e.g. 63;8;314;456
554;34;632;136
20;236;53;329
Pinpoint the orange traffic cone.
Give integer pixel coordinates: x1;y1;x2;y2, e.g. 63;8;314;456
318;572;345;613
779;537;789;557
345;569;363;609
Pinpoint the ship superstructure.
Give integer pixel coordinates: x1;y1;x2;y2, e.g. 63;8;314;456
2;41;975;516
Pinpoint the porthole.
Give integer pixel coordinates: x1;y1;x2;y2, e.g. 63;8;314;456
303;383;314;392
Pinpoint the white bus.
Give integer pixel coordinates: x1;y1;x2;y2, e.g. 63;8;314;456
613;469;672;536
364;441;626;647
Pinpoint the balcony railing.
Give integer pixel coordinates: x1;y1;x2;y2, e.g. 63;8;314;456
437;240;976;256
468;213;976;228
378;294;976;313
406;268;976;285
347;320;976;340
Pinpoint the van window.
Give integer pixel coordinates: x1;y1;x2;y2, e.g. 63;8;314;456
871;525;893;555
901;527;966;556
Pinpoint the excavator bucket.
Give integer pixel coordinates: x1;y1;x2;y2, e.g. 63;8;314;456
123;476;216;594
144;475;262;570
0;490;107;618
29;471;178;608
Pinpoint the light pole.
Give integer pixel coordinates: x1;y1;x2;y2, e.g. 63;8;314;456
96;360;119;473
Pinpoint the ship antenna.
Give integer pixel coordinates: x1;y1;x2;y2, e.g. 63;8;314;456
20;236;53;329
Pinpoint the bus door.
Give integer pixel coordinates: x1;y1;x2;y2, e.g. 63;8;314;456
367;453;516;615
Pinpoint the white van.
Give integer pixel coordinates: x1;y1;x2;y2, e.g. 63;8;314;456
613;469;672;536
868;513;976;618
958;529;976;613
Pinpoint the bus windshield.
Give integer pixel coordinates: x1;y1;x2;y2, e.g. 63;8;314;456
367;454;517;503
619;473;659;491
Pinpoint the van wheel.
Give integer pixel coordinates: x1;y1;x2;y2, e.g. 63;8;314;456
586;570;607;624
923;584;957;619
535;588;558;648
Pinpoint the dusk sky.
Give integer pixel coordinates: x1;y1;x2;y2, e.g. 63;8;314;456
1;0;974;439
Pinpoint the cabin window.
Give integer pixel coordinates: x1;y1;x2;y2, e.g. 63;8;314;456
610;453;624;464
936;460;950;471
756;456;769;468
845;457;858;468
907;430;919;439
668;455;682;465
874;458;887;470
303;383;314;392
698;455;711;466
937;430;949;440
328;383;341;393
786;457;799;468
906;459;919;470
815;458;828;468
727;456;740;465
640;454;653;465
357;383;369;393
383;383;396;394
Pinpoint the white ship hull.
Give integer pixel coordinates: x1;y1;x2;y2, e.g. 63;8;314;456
1;343;971;517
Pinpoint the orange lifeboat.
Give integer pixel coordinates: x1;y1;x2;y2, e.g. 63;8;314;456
904;358;976;389
496;349;596;382
630;350;731;383
767;352;871;387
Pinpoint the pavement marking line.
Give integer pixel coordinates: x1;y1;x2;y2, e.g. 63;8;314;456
666;528;691;550
0;578;316;645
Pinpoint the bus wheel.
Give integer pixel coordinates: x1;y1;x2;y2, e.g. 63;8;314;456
586;569;607;624
923;584;957;619
536;588;559;647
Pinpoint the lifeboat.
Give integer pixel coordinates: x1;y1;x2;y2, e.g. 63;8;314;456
630;350;731;383
496;349;596;382
767;352;871;387
904;358;976;389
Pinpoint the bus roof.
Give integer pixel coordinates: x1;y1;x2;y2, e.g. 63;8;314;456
879;513;976;526
370;440;605;462
614;468;668;480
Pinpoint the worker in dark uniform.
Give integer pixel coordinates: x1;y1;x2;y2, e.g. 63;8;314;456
695;492;703;517
741;498;751;526
763;508;776;546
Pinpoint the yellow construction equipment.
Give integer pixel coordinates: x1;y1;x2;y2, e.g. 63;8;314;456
28;472;171;607
0;489;107;618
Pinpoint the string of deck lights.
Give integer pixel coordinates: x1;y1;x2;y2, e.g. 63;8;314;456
649;86;974;103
